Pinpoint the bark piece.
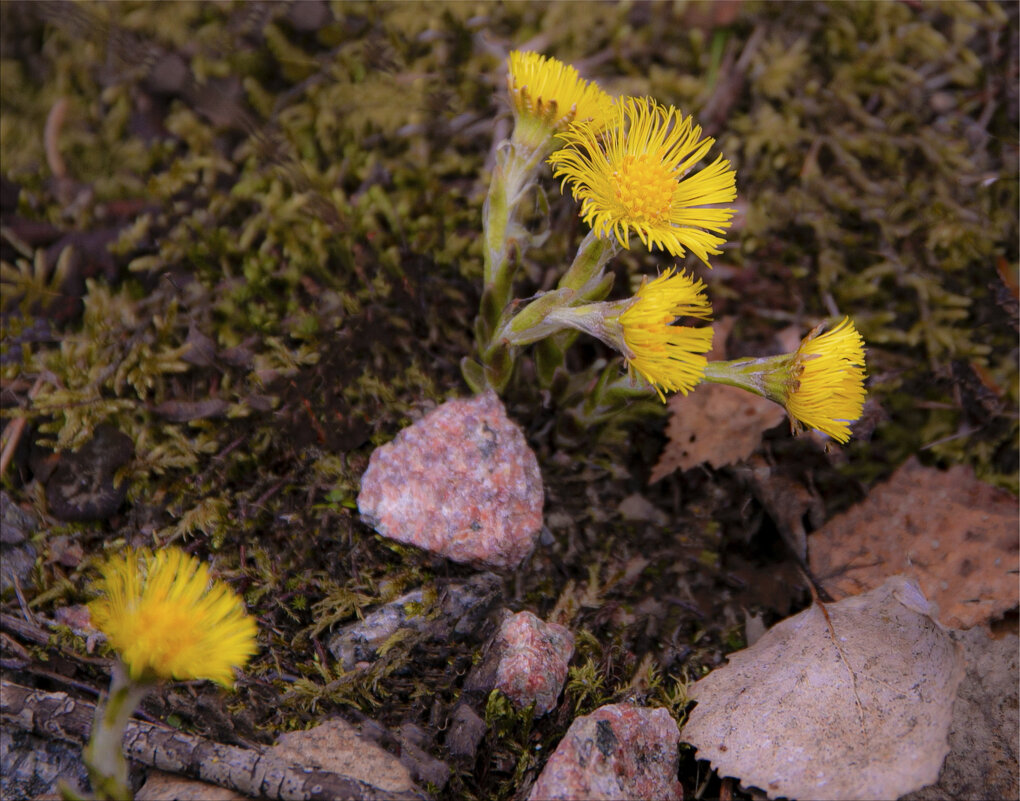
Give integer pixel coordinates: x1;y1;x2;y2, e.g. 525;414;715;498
0;727;90;801
0;680;427;801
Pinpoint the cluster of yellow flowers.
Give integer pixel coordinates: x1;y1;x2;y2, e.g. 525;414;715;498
499;51;866;444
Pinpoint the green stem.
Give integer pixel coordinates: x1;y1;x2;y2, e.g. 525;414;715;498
482;141;548;292
558;230;620;293
703;355;795;403
84;662;152;800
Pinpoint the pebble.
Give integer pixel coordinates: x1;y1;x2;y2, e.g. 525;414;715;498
528;703;684;801
41;425;134;522
0;492;36;598
445;703;487;760
357;391;543;570
271;718;418;796
327;573;502;669
466;610;574;717
395;723;450;789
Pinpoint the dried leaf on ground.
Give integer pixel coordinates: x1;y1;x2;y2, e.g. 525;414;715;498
902;626;1019;801
651;317;785;480
682;576;965;801
809;457;1019;628
737;454;825;561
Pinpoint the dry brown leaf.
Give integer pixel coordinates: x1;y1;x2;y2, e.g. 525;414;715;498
808;457;1019;628
682;576;965;801
738;454;825;561
650;384;786;480
651;317;784;480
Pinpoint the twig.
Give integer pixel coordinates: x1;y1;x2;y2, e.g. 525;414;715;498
0;375;46;479
1;679;428;801
44;97;70;180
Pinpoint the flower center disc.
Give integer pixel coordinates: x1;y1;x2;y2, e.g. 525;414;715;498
613;153;674;223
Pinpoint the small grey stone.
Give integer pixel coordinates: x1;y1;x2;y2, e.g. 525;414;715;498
1;492;35;544
445;703;487;760
328;590;421;668
0;540;36;598
327;575;503;670
395;728;450;790
44;425;134;522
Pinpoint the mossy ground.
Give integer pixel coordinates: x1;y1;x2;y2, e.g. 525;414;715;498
1;2;1016;799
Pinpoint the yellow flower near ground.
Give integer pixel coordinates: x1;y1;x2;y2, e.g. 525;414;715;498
549;97;737;264
618;269;714;400
506;51;615;147
785;318;867;443
89;547;257;687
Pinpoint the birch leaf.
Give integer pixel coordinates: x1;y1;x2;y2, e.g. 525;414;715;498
682;576;965;801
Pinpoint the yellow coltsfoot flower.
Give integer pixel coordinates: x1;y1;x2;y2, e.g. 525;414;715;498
549;97;737;264
619;269;714;399
785;317;867;443
507;50;615;152
536;269;713;399
89;547;257;686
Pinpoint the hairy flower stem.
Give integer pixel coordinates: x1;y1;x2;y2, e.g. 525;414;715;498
558;230;620;293
703;356;795;403
469;141;553;392
482;143;548;307
83;662;151;800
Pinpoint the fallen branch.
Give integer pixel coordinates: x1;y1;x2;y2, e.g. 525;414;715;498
1;679;427;801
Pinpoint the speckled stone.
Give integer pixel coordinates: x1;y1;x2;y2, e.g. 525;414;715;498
494;611;574;716
357;391;543;570
528;703;684;801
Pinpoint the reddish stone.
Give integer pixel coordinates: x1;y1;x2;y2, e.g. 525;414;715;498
494;611;574;716
529;703;684;801
358;392;543;570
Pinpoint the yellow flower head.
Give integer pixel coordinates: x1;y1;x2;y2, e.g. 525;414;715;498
618;268;714;400
549;97;737;264
507;51;615;148
89;547;257;687
785;318;867;443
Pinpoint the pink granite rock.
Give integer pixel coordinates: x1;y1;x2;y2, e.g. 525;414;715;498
357;391;543;570
529;703;684;801
494;610;574;715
